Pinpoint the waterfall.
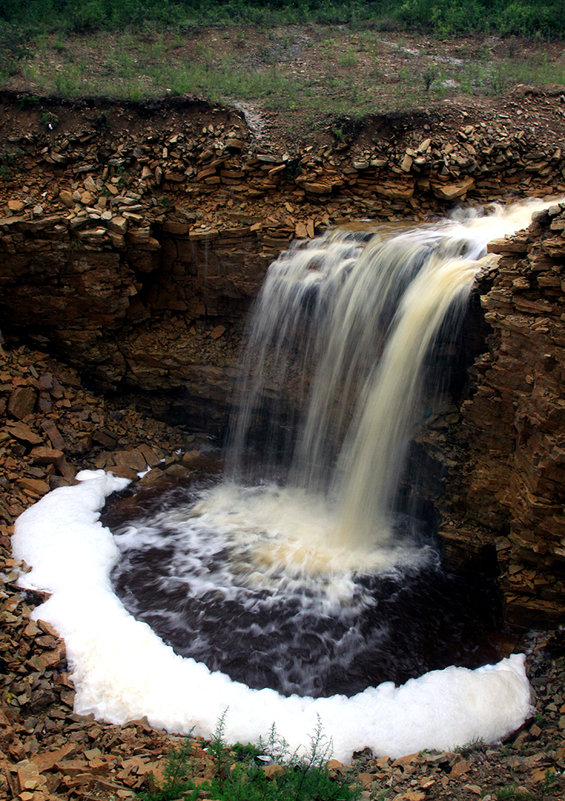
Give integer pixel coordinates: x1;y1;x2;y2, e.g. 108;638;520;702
333;249;477;548
226;200;547;554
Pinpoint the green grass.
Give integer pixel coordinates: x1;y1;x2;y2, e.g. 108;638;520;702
339;49;358;69
495;787;535;801
1;7;563;119
12;34;562;117
138;715;361;801
440;53;565;96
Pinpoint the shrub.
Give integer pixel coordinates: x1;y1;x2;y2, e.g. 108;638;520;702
139;713;361;801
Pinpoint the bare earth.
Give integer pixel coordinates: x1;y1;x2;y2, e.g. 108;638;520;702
4;25;565;148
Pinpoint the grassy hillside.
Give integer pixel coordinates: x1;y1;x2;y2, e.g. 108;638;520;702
1;2;563;120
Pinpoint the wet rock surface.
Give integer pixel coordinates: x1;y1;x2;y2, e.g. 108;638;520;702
1;343;565;800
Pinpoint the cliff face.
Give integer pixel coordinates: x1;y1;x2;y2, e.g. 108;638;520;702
438;203;565;624
0;213;268;427
1;95;564;619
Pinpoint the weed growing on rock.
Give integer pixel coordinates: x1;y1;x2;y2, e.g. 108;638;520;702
39;111;59;130
495;786;535;801
138;738;200;801
139;713;361;801
422;66;438;92
453;737;486;756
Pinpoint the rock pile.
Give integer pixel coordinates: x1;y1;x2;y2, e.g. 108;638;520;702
1;95;563;225
0;343;207;798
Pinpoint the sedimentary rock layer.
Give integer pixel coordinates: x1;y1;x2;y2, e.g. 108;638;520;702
438;203;565;623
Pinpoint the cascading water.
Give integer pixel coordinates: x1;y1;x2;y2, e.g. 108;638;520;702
12;199;552;759
225;218;487;553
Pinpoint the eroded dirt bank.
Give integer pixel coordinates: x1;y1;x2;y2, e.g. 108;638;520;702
1;90;565;799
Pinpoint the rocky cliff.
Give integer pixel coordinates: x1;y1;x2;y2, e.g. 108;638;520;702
1;92;564;423
437;202;565;624
1;93;564;619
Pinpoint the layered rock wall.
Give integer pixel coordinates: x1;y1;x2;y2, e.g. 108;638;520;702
0;212;267;427
439;203;565;623
1;94;564;427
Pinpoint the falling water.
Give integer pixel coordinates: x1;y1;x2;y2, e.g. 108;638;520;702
226;200;548;556
97;199;551;697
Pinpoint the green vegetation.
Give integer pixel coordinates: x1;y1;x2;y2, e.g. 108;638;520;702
7;24;563;117
453;737;486;756
138;715;361;801
0;2;563;117
494;769;562;801
0;21;28;76
0;146;24;182
0;1;563;38
495;787;535;801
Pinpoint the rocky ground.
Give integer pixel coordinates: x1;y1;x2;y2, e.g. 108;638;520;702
1;342;565;801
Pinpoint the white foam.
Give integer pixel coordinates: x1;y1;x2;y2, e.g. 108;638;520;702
12;470;532;762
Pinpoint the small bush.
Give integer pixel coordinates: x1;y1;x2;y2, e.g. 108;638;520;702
139;713;361;801
137;738;200;801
